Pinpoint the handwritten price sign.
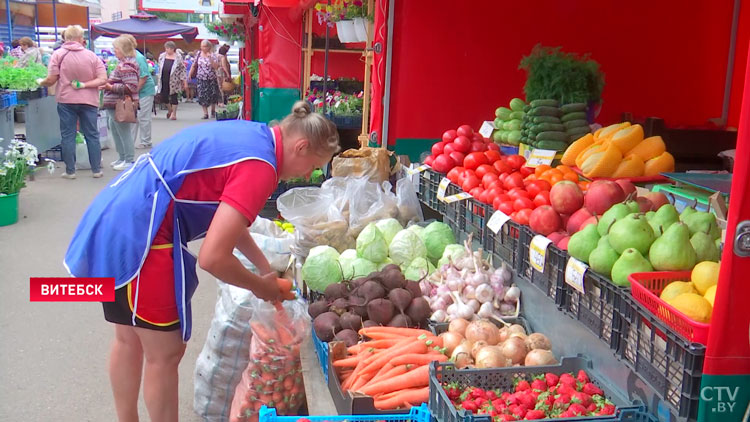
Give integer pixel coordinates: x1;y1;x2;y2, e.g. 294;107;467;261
529;235;553;273
564;257;588;294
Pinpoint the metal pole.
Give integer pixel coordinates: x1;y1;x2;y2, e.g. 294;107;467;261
5;0;12;42
34;3;40;47
381;0;394;147
52;0;58;42
86;6;91;50
322;0;330;114
721;0;741;127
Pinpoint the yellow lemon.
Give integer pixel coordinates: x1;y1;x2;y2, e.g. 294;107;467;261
704;285;717;307
667;293;712;323
660;281;697;302
691;261;720;295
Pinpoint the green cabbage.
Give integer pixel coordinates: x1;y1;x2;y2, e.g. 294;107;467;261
351;258;378;279
338;249;358;280
375;218;403;245
437;244;466;268
404;257;435;281
302;246;343;292
389;229;427;266
421;221;457;261
407;224;425;237
356;223;388;263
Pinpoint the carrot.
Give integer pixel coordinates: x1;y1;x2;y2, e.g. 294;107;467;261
350;371;375;392
333;356;364;368
361;337;415;366
276;278;295;300
358;365;429;396
391;353;448;366
373;387;429;410
368;364;411;385
342;360;365;390
348;339;402;353
359;327;433;338
360;339;428;375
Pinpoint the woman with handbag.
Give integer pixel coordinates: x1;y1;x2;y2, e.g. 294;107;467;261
217;44;233;106
191;40;221;119
101;35;140;171
157;41;187;121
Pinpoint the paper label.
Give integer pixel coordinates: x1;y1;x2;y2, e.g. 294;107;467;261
529;235;553;272
526;149;557;167
436;177;450;200
565;257;588;294
487;211;511;234
479;121;495;139
407;164;431;176
441;192;473;203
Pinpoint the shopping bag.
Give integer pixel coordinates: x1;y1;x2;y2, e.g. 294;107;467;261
75;136;91;170
331;147;391;183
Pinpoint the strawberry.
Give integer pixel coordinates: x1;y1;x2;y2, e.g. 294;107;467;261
445;383;462;401
501;392;512;401
474;397;486;407
587;403;598;413
530;379;547;392
509;405;526;420
558;373;577;388
559;409;575;418
576;370;590;384
553;394;571;408
568;403;587;415
515;380;531;392
597;403;616;415
556;384;577;397
297;419;311;422
492;399;504;409
471;387;488;399
495;414;516;421
461;399;478;412
517;393;536;410
571;391;593;407
486;390;498;401
582;382;604;397
544;373;559;388
524;409;546;420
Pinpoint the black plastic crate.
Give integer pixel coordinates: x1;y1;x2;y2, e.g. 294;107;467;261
429;357;641;422
428;316;531;336
417;169;446;214
326;113;363;129
483;218;523;269
516;226;566;307
614;295;704;421
563;268;627;351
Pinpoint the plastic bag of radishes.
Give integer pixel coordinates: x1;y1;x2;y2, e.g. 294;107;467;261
229;299;310;422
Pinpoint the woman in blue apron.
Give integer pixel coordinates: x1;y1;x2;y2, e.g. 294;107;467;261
64;101;339;422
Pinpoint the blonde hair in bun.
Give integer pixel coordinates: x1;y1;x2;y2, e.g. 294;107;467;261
281;101;340;156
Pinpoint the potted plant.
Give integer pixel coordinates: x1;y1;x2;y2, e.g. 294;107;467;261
207;21;246;47
0;57;48;100
0;137;37;226
315;2;359;43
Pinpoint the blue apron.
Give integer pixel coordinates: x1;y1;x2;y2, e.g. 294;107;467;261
64;120;278;341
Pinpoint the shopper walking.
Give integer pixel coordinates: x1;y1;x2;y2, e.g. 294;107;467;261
157;41;187;121
217;44;232;106
190;40;221;119
64;101;339;422
16;37;42;67
184;52;196;102
101;36;140;171
38;25;107;179
122;35;156;149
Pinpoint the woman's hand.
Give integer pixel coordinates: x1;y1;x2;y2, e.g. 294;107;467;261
100;83;113;91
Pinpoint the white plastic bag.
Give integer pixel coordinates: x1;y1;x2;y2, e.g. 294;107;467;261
98;112;112;150
247;218;294;273
75;138;91;170
342;176;399;238
396;176;423;226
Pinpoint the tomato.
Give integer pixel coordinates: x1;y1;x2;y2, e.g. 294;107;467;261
462;174;481;192
508;188;529;200
453;135;471;153
443;143;456;155
484;150;502;164
481;172;499;188
497;200;515;215
533;179;552;193
431;141;447;156
478;189;491;204
470;141;487;152
503;172;525;190
463;152;490;170
424;155;435;167
492;160;511;175
449;151;466;167
519;166;535;177
485;187;503;203
431;154;454;173
472;132;484;143
469;186;484;198
496;193;511;202
456;124;474;138
442;129;457;143
484;180;502;192
533;191;551;207
525;180;545;197
447;166;464;184
513;197;535;211
514;208;532;225
457;169;474;186
505;155;526;170
497;173;508;185
486;142;500;151
475;164;496;179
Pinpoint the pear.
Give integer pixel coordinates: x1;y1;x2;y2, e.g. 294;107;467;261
624;200;641;214
598;234;610;247
645;211;656;221
597;203;631;236
648;222;697;271
682;211;721;240
691;231;721;262
611;248;653;287
568;224;600;264
679;207;697;222
589;237;620;278
649;204;679;236
608;214;656;255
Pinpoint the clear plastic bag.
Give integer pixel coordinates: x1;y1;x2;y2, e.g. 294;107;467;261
343;177;399;238
228;299;310;422
396;176;423;227
246;217;294;273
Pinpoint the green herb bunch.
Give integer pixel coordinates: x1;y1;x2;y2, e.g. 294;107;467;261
0;57;48;91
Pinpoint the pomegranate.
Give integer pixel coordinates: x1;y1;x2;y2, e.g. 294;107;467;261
549;181;584;214
529;206;562;236
584;180;625;215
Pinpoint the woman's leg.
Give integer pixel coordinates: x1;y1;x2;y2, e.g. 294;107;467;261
108;110;125;162
135;327;186;422
57;103;78;175
109;324;144;422
170;96;178;120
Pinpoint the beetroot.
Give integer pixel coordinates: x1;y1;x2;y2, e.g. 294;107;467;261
339;311;363;331
324;283;348;300
382;269;406;291
333;329;360;347
329;298;349;315
367;298;395;325
362;320;380;328
348;299;369;318
405;280;422;298
388;314;413;327
356;280;386;303
308;300;329;319
388;288;413;313
405;297;431;325
381;264;400;273
313;312;341;342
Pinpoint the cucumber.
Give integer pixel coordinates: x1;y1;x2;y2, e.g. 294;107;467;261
532;116;562;124
536;140;568;151
509;111;525;120
563;119;589;130
523;105;531;112
536;123;565;132
536;131;569;142
560;103;587;114
530;99;559;108
567;126;592;137
561;111;587;122
529;106;561;117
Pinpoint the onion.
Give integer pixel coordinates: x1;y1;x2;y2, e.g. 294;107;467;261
525;333;552;351
475;346;509;368
465;319;500;345
431;310;448;323
440;331;464;355
508;324;527;336
504;285;521;303
497;326;509;343
525;349;558;366
450;339;473;361
448;318;471;336
471;340;488;358
500;336;528;365
453;352;473;369
475;284;494;303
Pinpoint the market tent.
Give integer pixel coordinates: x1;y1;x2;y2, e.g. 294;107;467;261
90;13;199;42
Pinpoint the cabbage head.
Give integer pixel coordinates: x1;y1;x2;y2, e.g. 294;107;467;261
389;229;427;266
437;244;466;268
375;218;403;245
351;257;378;279
404;257;435;281
421;221;456;261
302;246;343;292
356;223;388;263
338;249;358;280
407;224;425;237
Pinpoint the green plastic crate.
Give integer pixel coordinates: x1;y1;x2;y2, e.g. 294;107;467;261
651;184;713;213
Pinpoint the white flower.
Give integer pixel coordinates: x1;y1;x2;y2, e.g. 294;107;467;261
0;168;6;176
4;161;15;169
47;161;56;174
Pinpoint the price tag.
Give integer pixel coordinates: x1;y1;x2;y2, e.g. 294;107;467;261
565;257;588;294
407;164;431;176
442;192;473;203
436;177;451;200
526;149;557;167
528;235;553;273
479;121;495;139
487;211;511;234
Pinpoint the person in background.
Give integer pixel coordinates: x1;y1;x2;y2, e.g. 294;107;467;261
16;37;42;67
101;35;140;171
38;25;107;179
217;44;232;107
157;41;187;121
123;35;155;149
190;40;221;119
9;39;22;58
185;51;197;103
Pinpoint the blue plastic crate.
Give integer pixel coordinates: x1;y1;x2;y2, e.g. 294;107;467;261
311;328;329;383
259;403;431;422
1;91;17;109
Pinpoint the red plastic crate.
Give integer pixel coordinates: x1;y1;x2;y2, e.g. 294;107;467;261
628;271;710;345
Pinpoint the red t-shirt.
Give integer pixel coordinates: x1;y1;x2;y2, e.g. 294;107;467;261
126;126;283;325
